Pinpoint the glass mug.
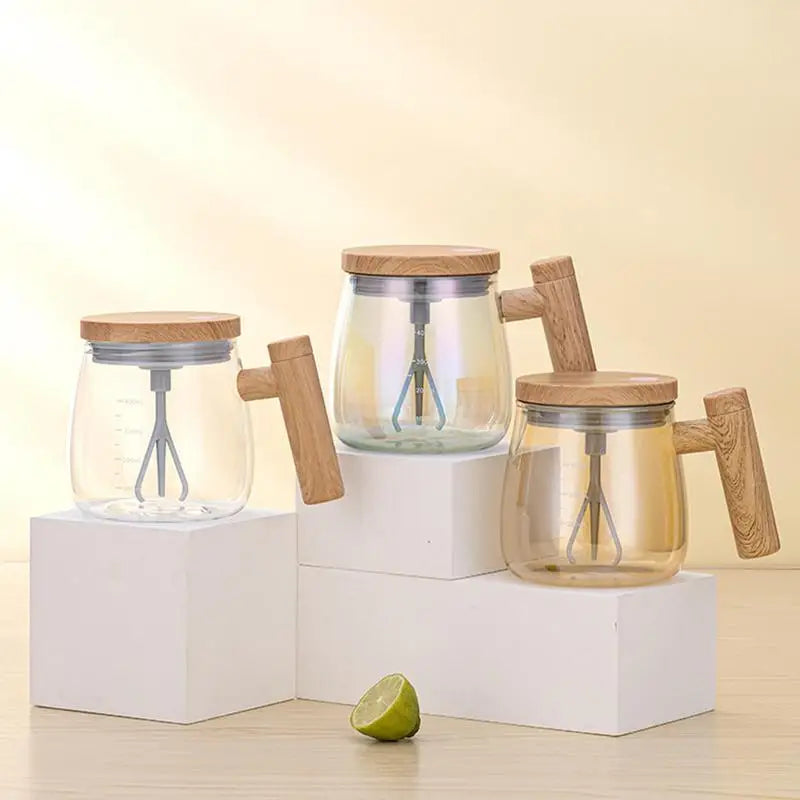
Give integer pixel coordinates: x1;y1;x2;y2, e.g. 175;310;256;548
331;246;596;454
501;372;780;587
71;312;343;522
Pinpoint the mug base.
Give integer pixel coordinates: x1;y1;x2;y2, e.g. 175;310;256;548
76;498;245;524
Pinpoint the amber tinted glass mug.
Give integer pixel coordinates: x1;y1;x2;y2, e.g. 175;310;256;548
501;372;780;587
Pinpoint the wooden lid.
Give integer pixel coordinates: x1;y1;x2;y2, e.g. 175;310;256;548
516;371;678;407
342;245;500;276
80;312;241;343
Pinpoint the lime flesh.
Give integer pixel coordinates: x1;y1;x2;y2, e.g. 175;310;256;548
349;674;420;741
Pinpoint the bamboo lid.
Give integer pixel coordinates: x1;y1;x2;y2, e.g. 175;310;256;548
516;371;678;407
342;245;500;277
80;312;241;343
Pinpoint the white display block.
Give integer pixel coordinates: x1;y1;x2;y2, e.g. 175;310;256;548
30;508;296;724
297;566;716;736
297;443;513;579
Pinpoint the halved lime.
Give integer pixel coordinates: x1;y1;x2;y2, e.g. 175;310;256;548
349;673;420;741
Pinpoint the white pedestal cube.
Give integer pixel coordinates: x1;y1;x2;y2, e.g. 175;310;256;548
297;566;716;736
30;509;296;724
297;443;509;579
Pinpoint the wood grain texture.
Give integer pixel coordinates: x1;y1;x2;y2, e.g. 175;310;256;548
498;286;545;322
703;388;780;559
267;336;314;362
238;337;343;504
3;564;800;799
516;371;678;407
269;337;344;505
530;257;596;372
500;255;595;371
704;387;750;417
530;254;575;283
236;366;278;401
80;312;241;343
673;419;716;455
341;245;500;276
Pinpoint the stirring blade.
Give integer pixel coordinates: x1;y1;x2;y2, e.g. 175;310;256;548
391;300;446;432
566;432;623;566
134;369;190;503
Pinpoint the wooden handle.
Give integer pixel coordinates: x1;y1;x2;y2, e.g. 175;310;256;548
499;255;596;372
238;336;344;505
673;419;716;455
531;256;596;372
704;388;779;559
673;389;779;559
237;367;278;401
498;287;545;322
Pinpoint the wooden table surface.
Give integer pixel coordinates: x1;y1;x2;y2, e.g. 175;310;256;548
1;563;798;799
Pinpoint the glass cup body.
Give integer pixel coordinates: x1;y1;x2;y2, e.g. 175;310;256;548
70;339;252;522
501;401;687;587
331;274;511;453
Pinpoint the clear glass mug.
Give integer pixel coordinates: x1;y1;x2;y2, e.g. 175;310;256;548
71;312;343;522
501;372;780;587
332;247;596;454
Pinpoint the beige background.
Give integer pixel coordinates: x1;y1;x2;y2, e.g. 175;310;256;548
0;0;797;565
